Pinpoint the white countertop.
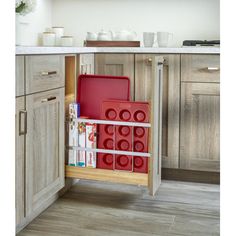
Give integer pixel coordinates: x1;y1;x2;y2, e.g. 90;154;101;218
15;46;220;55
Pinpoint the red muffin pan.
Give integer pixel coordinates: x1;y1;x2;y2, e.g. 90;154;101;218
133;127;149;173
77;75;130;119
97;124;115;170
97;100;150;173
101;100;149;122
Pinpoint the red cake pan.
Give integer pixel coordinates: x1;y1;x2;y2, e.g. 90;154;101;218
77;75;130;119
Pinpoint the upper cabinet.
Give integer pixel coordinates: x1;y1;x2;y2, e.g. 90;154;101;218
95;54;135;100
135;54;180;169
16;56;24;97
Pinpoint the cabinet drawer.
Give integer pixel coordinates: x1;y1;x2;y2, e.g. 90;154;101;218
181;55;220;82
26;55;65;94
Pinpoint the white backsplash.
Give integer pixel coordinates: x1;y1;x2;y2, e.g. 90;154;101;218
51;0;220;47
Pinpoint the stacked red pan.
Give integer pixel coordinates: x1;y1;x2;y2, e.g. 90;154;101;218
97;100;149;173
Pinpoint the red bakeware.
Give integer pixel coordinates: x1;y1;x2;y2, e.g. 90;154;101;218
115;155;133;171
114;125;133;171
133;127;149;173
77;75;130;119
97;124;115;170
101;100;149;122
98;100;150;173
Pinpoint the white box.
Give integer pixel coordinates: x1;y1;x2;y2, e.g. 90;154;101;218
68;121;78;147
77;122;86;167
68;150;77;166
69;103;80;119
86;123;97;168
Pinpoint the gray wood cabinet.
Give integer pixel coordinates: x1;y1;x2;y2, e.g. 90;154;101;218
135;54;180;169
180;82;220;172
25;88;65;215
79;54;94;74
180;54;220;172
95;54;135;100
181;54;220;83
25;55;65;94
15;96;26;226
16;56;24;97
16;55;65;232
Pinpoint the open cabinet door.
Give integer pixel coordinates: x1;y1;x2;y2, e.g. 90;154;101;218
148;56;163;195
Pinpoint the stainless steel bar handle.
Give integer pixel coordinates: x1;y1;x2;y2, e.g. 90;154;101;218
206;67;220;71
41;96;57;103
41;71;57;76
19;110;27;136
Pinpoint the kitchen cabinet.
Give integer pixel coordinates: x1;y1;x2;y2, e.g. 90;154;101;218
15;96;26;226
15;55;65;232
25;55;65;94
180;54;220;172
181;54;220;83
25;88;65;215
66;56;164;196
180;82;220;172
135;54;180;168
79;54;94;74
95;54;135;100
16;56;24;97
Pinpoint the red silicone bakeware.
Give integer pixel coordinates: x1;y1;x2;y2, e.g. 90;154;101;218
115;125;133;171
97;124;115;170
133;127;149;173
77;75;130;119
101;100;149;122
97;100;150;173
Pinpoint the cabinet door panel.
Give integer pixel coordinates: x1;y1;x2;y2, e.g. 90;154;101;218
79;54;94;75
95;54;135;100
135;54;180;168
15;96;25;226
148;56;163;195
180;83;220;172
26;88;65;214
16;56;24;97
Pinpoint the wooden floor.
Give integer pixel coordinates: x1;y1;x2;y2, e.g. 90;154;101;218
18;180;220;236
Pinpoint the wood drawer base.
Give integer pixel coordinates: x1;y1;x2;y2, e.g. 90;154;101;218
162;168;220;184
66;166;148;186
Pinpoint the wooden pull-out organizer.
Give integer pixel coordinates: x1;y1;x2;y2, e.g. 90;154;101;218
65;56;163;196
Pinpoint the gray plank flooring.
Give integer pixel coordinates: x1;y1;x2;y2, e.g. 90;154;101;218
18;180;220;236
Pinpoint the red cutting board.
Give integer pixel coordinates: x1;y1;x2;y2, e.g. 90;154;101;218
77;74;130;119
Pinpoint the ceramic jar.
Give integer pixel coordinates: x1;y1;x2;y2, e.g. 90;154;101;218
52;27;64;46
61;36;73;46
42;32;56;46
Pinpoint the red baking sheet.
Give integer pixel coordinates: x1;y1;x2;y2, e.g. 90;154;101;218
77;74;130;119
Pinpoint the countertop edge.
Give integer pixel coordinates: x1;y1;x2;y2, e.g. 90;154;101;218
15;46;220;55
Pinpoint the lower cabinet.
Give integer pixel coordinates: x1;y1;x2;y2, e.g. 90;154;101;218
25;88;65;215
15;96;26;226
135;54;180;169
95;54;135;100
180;82;220;172
15;88;65;230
